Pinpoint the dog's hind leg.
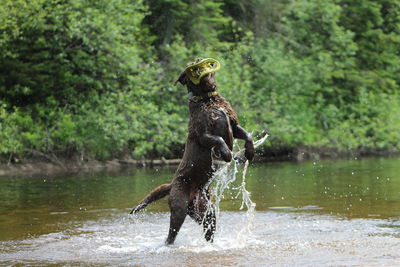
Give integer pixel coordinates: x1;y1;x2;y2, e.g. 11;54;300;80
202;203;216;242
130;183;171;214
187;190;216;242
166;187;189;245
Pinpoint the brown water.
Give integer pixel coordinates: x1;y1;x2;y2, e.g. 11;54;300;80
0;157;399;266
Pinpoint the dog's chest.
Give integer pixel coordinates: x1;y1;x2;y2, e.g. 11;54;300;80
207;107;233;144
210;107;227;122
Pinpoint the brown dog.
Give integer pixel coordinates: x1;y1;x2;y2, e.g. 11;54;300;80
130;58;254;245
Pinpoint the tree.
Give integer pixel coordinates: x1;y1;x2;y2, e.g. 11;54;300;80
339;0;400;93
0;0;152;107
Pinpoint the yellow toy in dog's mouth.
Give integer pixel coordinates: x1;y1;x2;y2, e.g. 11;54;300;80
185;58;221;84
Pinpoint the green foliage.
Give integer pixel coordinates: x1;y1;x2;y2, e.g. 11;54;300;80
249;0;399;151
250;40;320;146
0;0;151;106
0;104;23;155
143;0;231;48
221;0;290;38
0;0;399;162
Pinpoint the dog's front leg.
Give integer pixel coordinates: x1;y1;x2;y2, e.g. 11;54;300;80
199;134;232;162
232;125;254;161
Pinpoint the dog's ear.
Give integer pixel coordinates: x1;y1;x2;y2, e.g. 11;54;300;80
174;71;187;86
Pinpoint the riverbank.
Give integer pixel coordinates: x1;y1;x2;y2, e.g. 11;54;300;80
1;146;399;178
0;158;181;178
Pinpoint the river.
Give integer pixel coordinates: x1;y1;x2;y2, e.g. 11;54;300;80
0;157;399;266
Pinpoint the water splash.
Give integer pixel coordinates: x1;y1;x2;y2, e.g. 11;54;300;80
2;211;399;266
237;160;256;238
209;132;269;239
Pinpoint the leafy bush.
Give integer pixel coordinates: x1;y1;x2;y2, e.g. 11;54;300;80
0;0;399;162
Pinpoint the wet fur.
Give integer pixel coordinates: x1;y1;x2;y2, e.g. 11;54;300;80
130;60;254;245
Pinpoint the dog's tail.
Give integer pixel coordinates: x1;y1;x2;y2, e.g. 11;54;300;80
130;183;172;214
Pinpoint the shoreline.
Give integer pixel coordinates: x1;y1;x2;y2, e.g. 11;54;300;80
1;146;399;178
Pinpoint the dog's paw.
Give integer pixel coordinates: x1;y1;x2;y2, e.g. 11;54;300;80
130;203;146;214
220;145;232;162
245;141;255;161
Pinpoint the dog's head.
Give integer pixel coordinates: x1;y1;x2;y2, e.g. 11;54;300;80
175;58;220;96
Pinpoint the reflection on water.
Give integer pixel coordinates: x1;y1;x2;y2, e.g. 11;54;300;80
0;157;399;265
